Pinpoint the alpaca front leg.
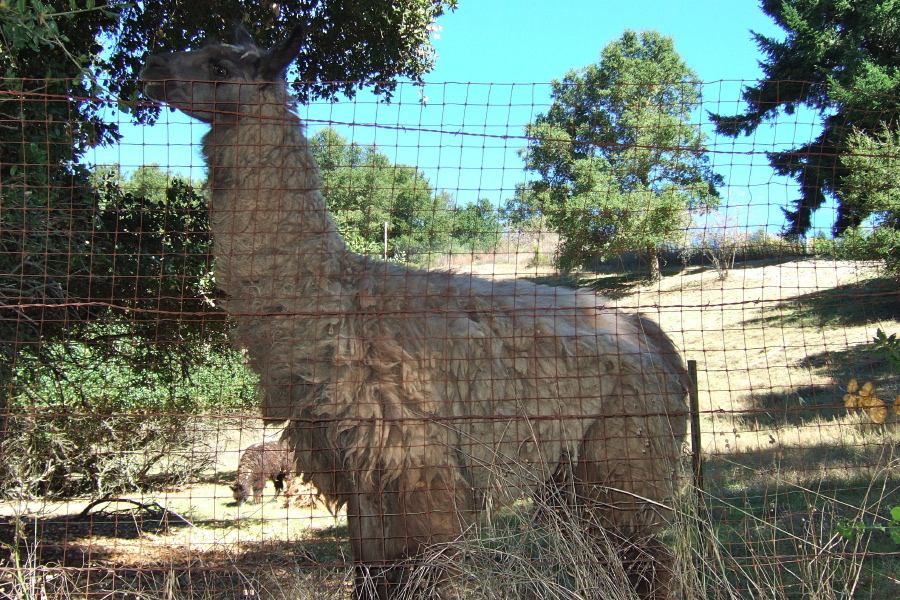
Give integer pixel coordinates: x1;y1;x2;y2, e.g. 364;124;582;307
346;484;408;600
252;485;265;504
346;470;474;600
396;469;475;597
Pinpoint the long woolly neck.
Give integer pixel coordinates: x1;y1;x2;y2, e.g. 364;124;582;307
200;94;349;301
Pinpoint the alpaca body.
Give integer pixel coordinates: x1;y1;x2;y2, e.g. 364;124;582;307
204;100;687;521
204;95;687;516
231;441;293;504
141;26;689;598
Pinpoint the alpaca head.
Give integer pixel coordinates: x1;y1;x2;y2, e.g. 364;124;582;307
229;481;250;504
140;24;305;123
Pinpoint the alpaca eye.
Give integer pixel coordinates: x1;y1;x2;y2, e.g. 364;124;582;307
214;65;229;78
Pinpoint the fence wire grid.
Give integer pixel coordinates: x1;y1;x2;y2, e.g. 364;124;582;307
1;78;899;600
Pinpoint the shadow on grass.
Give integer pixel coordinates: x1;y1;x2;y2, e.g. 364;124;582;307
523;270;653;298
0;539;351;599
0;505;350;573
735;384;847;427
699;438;900;599
735;343;898;428
0;498;196;540
702;436;900;504
524;260;807;298
743;275;900;329
201;469;237;485
0;498;198;567
309;522;348;539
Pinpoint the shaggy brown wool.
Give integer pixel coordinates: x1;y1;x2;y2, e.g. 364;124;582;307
230;441;293;505
142;24;690;599
282;478;326;510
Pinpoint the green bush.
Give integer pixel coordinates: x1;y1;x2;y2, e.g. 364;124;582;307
0;340;256;498
837;506;900;547
873;328;900;371
835;226;900;275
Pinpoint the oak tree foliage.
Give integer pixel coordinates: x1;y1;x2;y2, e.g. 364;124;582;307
309;127;454;257
0;1;454;434
516;29;721;279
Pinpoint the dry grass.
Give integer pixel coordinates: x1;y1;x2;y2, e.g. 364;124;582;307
601;258;898;437
2;258;899;599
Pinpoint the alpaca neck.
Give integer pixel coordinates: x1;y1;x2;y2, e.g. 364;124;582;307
201;97;349;297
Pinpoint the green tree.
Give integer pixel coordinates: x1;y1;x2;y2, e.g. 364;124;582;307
710;0;900;237
0;1;455;436
1;1;121;433
88;165;226;368
837;126;900;273
309;127;454;257
452;198;501;252
519;29;721;278
2;164;252;497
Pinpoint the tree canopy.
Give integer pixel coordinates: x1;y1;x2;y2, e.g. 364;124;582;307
309;127;502;257
710;0;900;237
451;198;501;253
838;126;900;273
0;0;455;433
309;127;455;257
516;29;721;278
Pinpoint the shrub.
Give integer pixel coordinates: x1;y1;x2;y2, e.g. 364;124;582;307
835;226;900;275
0;341;256;498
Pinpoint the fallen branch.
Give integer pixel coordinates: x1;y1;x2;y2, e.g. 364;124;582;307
75;497;196;529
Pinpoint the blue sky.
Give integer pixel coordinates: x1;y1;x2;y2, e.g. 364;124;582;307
432;0;776;84
90;1;835;236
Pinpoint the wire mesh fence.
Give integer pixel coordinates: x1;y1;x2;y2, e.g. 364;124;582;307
1;74;899;600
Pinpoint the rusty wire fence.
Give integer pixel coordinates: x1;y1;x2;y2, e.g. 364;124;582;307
1;79;899;599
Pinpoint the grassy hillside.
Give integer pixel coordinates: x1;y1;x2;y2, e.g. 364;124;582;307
1;258;898;599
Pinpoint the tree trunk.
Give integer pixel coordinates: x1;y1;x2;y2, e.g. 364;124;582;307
646;246;661;282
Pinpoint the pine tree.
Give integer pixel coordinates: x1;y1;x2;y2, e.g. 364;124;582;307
710;0;900;237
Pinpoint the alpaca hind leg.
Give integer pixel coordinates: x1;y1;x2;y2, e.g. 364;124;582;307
575;417;678;599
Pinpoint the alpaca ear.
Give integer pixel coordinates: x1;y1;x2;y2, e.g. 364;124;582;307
262;23;307;80
233;23;256;48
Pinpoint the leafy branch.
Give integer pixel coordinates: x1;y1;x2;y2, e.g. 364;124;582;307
873;328;900;371
0;0;129;73
837;506;900;546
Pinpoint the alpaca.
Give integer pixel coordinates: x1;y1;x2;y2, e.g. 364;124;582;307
283;478;326;510
141;24;690;599
230;440;294;505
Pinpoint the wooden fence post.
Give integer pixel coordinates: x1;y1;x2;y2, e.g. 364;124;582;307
688;359;704;497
